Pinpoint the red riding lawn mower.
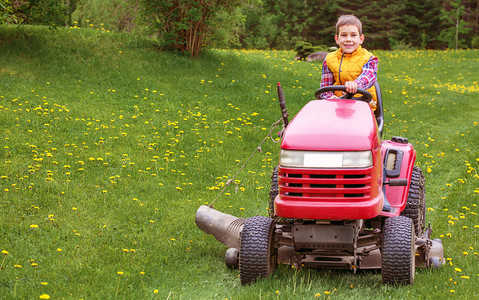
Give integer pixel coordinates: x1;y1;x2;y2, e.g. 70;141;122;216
196;83;444;285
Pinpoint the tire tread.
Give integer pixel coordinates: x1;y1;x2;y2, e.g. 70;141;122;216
382;216;415;285
239;216;276;285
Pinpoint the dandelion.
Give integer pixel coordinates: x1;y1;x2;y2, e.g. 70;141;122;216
39;294;50;300
315;293;321;297
30;224;39;229
1;250;8;255
154;289;159;294
117;271;124;276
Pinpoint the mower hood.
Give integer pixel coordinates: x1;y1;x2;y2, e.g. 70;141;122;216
281;99;378;151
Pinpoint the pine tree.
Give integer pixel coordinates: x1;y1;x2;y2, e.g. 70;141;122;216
393;0;442;48
439;0;471;48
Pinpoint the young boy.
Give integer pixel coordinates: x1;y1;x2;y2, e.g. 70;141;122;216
319;15;378;111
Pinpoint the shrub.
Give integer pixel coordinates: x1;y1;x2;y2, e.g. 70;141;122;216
472;36;479;49
6;0;75;27
142;0;240;56
294;41;326;60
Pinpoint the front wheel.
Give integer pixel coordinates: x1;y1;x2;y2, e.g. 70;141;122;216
269;167;279;217
382;216;416;285
239;216;277;285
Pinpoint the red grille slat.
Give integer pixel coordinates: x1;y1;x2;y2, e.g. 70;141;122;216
280;195;371;202
281;186;371;194
280;167;373;175
280;176;371;185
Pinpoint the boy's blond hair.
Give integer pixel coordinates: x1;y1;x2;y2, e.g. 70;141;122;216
335;15;362;35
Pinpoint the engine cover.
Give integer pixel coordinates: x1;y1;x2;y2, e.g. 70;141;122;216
281;99;378;151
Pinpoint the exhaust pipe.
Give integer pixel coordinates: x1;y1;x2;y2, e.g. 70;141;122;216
195;205;244;249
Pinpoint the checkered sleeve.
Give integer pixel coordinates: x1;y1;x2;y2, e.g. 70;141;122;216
354;56;378;90
319;59;334;99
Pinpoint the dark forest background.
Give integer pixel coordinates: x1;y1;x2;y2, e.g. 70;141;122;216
2;0;478;55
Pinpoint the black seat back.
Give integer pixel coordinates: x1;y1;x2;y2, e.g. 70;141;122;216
374;81;384;138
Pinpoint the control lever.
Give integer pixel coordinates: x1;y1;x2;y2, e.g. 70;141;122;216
385;179;408;186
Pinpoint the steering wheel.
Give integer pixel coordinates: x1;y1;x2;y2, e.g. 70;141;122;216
314;85;372;103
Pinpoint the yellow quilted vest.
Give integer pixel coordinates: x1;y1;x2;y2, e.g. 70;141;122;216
325;46;377;111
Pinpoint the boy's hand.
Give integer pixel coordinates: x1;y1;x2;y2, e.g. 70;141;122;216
345;81;358;94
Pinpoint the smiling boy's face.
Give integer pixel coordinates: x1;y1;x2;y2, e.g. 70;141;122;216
335;24;364;54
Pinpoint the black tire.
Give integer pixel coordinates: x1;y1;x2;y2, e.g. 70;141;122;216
239;216;276;285
268;167;279;217
382;216;416;285
401;166;425;235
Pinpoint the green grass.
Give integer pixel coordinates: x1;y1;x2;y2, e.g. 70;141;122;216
0;25;478;299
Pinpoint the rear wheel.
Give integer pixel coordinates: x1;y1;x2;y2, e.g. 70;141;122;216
268;167;279;217
382;216;415;285
239;216;276;285
401;166;425;235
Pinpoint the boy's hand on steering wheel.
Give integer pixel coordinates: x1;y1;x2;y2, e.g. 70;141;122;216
345;81;358;94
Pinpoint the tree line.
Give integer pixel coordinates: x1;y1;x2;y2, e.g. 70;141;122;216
1;0;478;55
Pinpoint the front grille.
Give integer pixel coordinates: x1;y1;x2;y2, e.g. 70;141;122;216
279;167;373;201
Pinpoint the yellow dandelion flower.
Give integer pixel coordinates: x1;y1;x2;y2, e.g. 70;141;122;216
39;294;50;299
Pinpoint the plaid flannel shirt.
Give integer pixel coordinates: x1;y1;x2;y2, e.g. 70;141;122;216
319;56;378;99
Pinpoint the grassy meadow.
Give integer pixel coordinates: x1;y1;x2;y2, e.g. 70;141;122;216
0;25;478;299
